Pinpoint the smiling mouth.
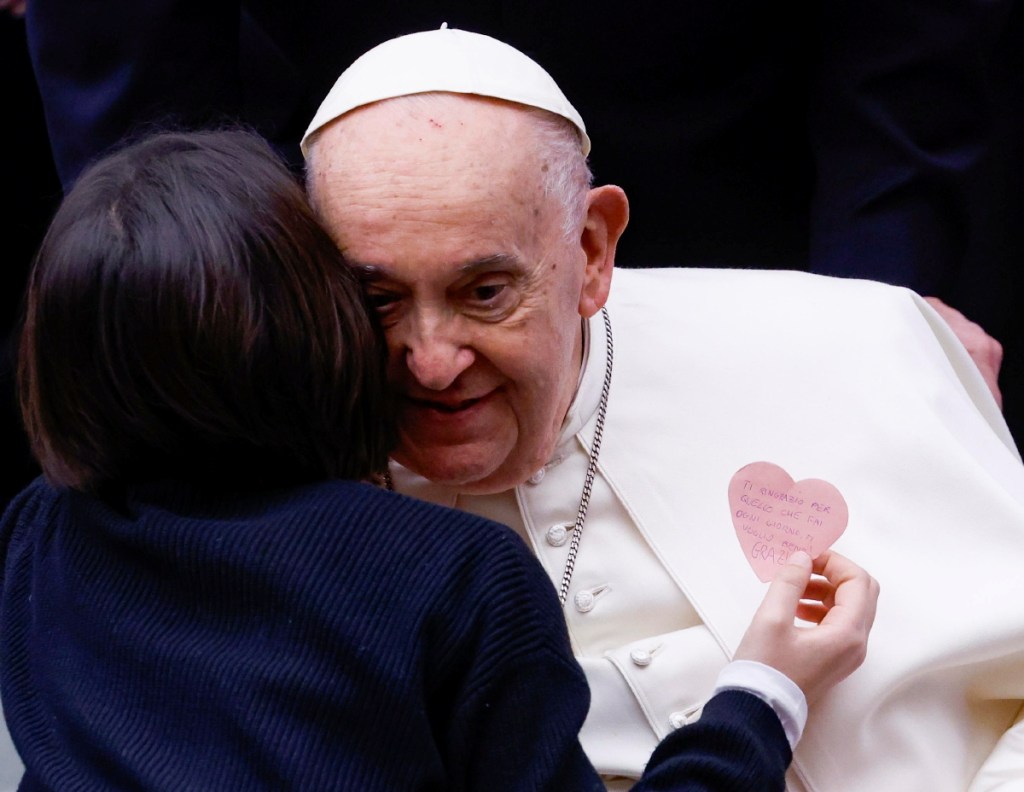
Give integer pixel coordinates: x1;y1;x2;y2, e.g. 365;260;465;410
408;395;485;414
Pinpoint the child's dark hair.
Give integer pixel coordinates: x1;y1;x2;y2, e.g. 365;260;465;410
18;128;394;491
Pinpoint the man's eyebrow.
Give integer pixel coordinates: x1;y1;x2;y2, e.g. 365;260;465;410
454;254;526;277
349;262;388;283
349;254;526;282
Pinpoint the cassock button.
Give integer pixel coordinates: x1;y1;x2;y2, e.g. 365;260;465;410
573;590;596;613
546;524;570;547
669;705;702;730
629;649;653;667
527;468;546;485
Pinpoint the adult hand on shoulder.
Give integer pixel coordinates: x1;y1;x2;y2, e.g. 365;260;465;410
734;550;879;705
925;296;1004;410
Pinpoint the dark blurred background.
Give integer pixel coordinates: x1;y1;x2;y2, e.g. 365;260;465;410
2;12;59;508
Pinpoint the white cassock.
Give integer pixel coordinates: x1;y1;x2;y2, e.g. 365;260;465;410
394;266;1024;791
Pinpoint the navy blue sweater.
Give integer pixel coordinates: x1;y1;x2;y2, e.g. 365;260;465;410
0;477;789;790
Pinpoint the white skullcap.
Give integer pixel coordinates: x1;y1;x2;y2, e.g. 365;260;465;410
300;24;590;157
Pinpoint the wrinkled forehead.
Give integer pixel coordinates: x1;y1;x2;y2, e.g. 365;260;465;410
309;93;538;170
307;95;554;216
306;96;572;277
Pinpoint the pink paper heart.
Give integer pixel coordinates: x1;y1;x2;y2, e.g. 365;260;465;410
728;462;848;582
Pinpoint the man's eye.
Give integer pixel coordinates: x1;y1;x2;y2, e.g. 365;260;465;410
366;291;400;311
472;283;506;302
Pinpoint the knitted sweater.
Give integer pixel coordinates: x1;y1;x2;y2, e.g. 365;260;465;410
0;477;788;790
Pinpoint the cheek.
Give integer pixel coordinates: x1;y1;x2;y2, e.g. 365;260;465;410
501;337;575;415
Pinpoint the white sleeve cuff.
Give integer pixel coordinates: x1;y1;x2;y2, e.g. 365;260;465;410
712;659;808;751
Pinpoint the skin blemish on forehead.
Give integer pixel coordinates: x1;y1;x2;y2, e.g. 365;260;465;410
428;118;443;129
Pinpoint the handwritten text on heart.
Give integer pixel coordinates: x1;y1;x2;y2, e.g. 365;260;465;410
728;462;848;582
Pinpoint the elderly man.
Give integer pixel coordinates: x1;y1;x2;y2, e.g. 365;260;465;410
301;28;1024;791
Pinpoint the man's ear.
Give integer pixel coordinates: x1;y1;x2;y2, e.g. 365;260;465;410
578;185;629;318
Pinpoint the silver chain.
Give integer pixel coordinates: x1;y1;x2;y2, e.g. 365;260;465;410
558;307;613;607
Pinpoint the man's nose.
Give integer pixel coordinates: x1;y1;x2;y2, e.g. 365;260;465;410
400;317;475;391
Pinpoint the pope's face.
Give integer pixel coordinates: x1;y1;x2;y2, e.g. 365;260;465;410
309;96;591;493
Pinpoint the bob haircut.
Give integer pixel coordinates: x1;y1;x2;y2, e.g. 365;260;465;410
18;128;394;492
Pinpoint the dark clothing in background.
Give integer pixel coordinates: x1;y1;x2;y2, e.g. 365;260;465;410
24;0;1007;280
2;15;57;511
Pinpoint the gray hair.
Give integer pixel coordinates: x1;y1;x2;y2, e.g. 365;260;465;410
523;105;594;243
304;94;593;243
